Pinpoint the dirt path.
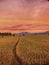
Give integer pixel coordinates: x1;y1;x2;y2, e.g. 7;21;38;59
13;38;24;65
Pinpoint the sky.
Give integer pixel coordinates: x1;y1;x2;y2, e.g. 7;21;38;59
0;0;49;33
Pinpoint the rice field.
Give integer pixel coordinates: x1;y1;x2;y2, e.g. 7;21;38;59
16;34;49;65
0;34;49;65
0;36;19;65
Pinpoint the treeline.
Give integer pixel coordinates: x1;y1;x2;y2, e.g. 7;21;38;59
0;32;15;36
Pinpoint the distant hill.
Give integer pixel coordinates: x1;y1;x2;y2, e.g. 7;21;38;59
45;31;49;34
17;31;49;35
17;32;31;35
34;31;49;35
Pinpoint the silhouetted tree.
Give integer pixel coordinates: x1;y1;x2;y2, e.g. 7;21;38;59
0;32;12;36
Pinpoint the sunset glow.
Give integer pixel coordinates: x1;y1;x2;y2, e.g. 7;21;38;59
0;0;49;33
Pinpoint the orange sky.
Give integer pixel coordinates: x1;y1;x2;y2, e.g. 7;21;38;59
0;0;49;33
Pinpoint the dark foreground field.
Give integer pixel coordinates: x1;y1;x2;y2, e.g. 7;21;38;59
0;34;49;65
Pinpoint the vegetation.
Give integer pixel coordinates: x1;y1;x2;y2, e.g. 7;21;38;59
0;36;19;65
0;34;49;65
16;34;49;65
0;32;15;36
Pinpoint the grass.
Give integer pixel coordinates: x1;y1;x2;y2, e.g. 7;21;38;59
0;36;19;65
16;34;49;65
0;34;49;65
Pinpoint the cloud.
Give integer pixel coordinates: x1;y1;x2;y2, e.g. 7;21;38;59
0;0;49;21
0;0;49;33
0;24;49;32
0;0;5;2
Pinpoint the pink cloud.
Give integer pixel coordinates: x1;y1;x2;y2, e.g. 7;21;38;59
0;0;49;20
0;24;49;32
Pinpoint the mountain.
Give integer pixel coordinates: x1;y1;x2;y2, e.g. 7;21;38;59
17;32;31;35
45;31;49;34
33;31;49;35
16;31;49;35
